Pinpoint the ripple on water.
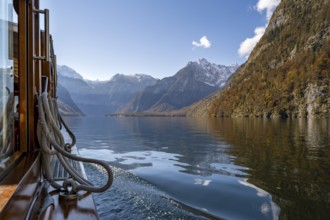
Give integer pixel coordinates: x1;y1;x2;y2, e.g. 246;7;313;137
85;164;209;220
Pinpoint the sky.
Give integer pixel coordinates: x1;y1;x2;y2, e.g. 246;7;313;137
41;0;280;80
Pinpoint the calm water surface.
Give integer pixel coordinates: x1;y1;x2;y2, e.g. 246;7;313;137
64;116;330;220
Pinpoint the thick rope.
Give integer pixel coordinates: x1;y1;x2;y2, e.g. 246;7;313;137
51;98;62;130
37;92;113;193
59;114;76;148
52;98;77;150
0;89;15;159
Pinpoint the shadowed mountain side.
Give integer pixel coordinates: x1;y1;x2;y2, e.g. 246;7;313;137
57;84;84;116
122;77;218;113
100;74;159;112
188;0;330;118
57;65;158;115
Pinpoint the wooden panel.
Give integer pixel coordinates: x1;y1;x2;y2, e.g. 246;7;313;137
53;55;57;97
18;0;28;153
13;31;19;78
0;153;24;210
34;0;41;95
41;31;51;94
27;0;39;151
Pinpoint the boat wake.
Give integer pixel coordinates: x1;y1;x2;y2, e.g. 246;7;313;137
85;164;219;220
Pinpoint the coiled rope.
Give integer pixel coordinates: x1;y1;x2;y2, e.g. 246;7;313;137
37;91;113;194
0;88;15;159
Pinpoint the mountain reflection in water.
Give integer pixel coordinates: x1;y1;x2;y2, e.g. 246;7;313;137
64;116;330;220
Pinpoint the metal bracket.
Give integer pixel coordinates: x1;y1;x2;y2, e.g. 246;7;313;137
32;8;49;62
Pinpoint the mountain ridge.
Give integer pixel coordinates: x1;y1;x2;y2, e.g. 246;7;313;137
56;60;238;116
56;65;159;115
121;59;238;113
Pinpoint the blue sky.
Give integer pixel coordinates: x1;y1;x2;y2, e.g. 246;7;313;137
41;0;280;80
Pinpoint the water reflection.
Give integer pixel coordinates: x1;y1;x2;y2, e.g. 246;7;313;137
202;118;330;219
65;116;330;219
67;116;285;219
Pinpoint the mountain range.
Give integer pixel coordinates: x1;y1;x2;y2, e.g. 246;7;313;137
56;60;238;116
122;59;238;113
188;0;330;118
57;66;158;115
58;0;329;119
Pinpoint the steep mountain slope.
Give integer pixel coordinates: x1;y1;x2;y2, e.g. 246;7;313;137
57;67;94;114
57;84;84;116
189;0;330;118
123;59;238;113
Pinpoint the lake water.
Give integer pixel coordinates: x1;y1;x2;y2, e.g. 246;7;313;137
64;116;330;220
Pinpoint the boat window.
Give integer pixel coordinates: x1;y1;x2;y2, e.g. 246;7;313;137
0;0;17;164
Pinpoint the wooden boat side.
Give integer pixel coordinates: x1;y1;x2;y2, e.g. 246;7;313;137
41;147;99;220
0;152;40;219
0;143;99;219
40;132;99;220
1;1;109;219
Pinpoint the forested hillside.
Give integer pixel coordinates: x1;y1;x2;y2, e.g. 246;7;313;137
189;0;329;118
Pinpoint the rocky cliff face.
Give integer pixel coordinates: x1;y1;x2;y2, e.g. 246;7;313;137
188;0;330;118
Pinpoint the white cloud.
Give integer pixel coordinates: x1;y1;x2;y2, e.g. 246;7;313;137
238;26;266;58
192;36;211;49
256;0;281;20
238;0;281;58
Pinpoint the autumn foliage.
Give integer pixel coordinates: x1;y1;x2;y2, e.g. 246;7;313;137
207;0;330;118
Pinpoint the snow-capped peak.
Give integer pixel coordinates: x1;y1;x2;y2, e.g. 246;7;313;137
197;58;210;66
188;58;239;87
110;73;157;83
57;65;84;80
